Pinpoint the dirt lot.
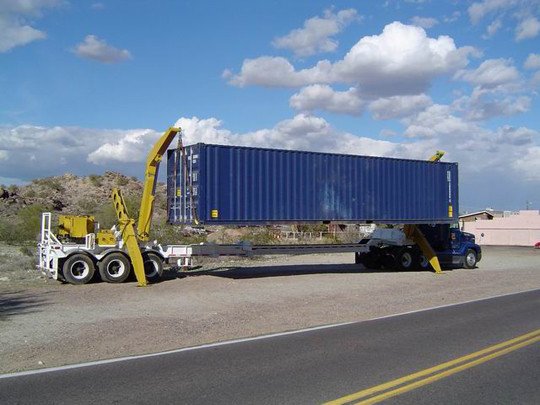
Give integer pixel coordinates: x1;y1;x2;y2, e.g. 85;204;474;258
1;245;539;374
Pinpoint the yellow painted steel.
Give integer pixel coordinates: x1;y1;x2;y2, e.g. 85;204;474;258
428;150;445;162
58;215;95;238
137;126;182;241
112;188;147;287
96;229;116;246
325;329;540;405
403;224;442;274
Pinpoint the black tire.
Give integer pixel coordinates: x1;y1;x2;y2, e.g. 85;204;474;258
418;254;430;270
396;248;417;271
98;252;131;283
62;253;95;285
142;252;164;283
464;249;477;269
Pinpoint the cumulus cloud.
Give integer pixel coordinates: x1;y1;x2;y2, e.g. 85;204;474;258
289;85;365;115
455;58;521;90
524;53;540;69
0;0;61;52
513;147;540;181
468;0;518;24
272;8;359;57
88;130;160;164
369;94;433;120
74;35;132;63
410;16;439;29
515;16;540;41
227;22;476;97
483;19;502;38
453;91;531;121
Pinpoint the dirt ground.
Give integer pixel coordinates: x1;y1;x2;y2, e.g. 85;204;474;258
1;245;539;374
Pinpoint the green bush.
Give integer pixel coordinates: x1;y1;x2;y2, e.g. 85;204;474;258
88;174;102;187
0;204;49;244
116;176;129;187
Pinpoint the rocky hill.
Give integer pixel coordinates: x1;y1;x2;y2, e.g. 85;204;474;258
0;172;174;243
0;171;166;220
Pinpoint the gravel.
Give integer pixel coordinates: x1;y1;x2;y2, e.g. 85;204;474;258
0;246;538;374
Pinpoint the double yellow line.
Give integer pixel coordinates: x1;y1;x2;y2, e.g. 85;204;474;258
325;329;540;405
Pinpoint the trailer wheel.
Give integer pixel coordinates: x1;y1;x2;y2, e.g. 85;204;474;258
142;252;163;282
62;254;95;285
396;248;416;271
98;253;131;283
464;249;477;269
418;254;430;270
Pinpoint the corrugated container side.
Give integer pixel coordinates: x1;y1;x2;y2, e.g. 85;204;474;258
167;144;459;225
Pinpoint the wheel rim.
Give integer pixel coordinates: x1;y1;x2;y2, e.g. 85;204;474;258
466;252;476;267
70;260;90;280
401;252;413;268
144;258;159;277
419;255;429;268
106;259;126;278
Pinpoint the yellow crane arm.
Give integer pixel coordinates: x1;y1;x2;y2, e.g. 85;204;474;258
137;126;182;241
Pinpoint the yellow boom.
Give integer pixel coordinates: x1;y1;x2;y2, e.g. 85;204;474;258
137;126;182;241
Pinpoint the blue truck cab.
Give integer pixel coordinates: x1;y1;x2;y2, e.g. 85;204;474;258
418;224;482;269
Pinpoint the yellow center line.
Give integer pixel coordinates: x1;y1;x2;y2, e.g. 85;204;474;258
324;329;540;405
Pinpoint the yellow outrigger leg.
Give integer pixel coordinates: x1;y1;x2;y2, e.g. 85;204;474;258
112;188;147;287
403;224;443;274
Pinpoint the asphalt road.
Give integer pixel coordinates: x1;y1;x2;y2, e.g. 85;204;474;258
1;289;538;404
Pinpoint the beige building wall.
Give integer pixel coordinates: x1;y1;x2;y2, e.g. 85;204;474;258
462;210;540;246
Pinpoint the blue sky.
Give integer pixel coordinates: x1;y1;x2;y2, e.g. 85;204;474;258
1;0;539;212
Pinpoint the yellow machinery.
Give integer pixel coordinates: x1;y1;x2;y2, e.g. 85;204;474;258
401;150;446;274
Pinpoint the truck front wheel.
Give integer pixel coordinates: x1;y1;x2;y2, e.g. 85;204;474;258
62;254;95;285
464;249;477;269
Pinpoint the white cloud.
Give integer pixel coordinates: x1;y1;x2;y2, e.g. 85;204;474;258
494;125;536;145
227;22;476;97
533;71;540;86
369;94;433;120
272;8;359;57
483;19;502;38
410;16;439;29
454;92;531;121
0;0;61;52
455;58;520;90
289;85;365;115
513;146;540;181
225;56;331;88
524;53;540;69
0;150;8;161
74;35;132;63
468;0;518;24
515;16;540;41
88;130;160;164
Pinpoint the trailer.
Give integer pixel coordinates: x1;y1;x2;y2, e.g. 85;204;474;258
37;126;481;286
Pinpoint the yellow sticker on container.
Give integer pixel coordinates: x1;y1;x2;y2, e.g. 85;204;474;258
211;209;219;218
448;205;453;217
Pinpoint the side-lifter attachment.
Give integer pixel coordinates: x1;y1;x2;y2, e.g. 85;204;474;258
112;188;147;286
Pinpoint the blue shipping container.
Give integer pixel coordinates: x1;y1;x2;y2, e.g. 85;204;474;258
167;144;458;225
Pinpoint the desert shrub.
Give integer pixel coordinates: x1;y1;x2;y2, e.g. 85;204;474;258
0;204;49;243
7;185;20;194
116;176;129;187
239;227;278;245
78;198;99;214
88;174;102;187
150;220;207;245
24;189;37;198
33;178;64;192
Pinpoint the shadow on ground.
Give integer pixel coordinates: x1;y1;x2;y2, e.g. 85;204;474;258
166;263;444;280
0;291;50;321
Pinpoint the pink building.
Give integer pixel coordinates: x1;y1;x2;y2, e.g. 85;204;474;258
462;210;540;246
